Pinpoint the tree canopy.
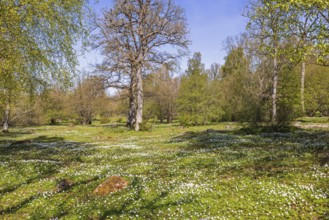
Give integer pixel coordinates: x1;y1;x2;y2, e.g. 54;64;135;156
0;0;88;131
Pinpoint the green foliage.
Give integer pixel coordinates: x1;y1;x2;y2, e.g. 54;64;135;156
0;0;88;80
40;88;68;125
314;111;322;117
139;121;153;131
277;65;303;123
177;53;222;125
143;65;179;123
0;0;89;131
305;65;329;116
219;44;267;122
68;76;108;125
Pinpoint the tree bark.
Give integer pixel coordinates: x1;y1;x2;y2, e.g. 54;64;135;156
127;75;136;129
272;54;278;124
301;61;306;115
127;92;136;128
2;101;10;133
134;67;143;131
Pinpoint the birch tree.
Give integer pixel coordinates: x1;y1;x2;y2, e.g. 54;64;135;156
246;0;290;124
95;0;189;131
0;0;88;132
279;3;329;114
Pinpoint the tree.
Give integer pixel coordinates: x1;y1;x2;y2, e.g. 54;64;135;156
207;63;221;80
246;0;291;124
288;9;321;114
41;88;68;125
276;64;302;122
95;0;189;131
68;76;108;125
220;41;257;122
304;64;329;116
177;52;210;125
144;64;179;123
0;0;88;132
281;3;328;114
275;0;329;24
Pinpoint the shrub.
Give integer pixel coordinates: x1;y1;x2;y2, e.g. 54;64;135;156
100;117;111;124
139;121;152;131
178;114;192;126
314;111;322;117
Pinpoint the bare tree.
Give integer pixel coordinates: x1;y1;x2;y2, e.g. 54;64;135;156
69;76;107;125
94;0;189;130
207;63;221;81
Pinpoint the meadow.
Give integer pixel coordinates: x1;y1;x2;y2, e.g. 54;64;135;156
0;120;328;219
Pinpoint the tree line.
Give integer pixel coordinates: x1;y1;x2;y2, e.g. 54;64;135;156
0;0;328;132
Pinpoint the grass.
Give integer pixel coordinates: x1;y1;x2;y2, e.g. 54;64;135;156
297;116;329;124
0;122;328;219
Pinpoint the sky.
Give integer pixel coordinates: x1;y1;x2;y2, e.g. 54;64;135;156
78;0;248;73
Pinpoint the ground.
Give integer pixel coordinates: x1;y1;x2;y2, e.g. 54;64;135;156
0;119;328;219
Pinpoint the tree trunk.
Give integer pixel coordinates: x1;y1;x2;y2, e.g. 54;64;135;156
167;115;172;124
134;67;143;131
50;118;56;125
272;55;278;124
127;93;136;128
127;76;136;129
2;101;10;133
301;61;305;115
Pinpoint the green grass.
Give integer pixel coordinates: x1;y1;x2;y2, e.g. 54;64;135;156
297;116;329;124
0;122;328;219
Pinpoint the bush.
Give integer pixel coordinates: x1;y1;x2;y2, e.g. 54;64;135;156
139;121;152;131
179;114;207;126
314;111;322;117
100;117;111;124
178;115;192;126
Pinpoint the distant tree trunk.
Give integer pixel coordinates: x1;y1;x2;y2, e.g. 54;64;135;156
135;67;143;131
301;61;306;115
272;53;278;124
166;107;171;123
2;101;10;133
167;115;172;123
50;118;56;125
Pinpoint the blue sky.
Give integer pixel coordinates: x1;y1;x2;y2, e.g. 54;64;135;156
79;0;248;73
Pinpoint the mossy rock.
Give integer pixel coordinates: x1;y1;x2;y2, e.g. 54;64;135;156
93;176;128;196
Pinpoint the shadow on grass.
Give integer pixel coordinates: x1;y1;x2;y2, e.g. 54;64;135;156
170;126;329;177
99;177;193;219
0;174;105;215
0;135;104;215
0;130;34;138
0;135;89;159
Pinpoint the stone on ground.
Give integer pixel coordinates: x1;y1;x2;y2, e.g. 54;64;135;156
93;176;128;196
